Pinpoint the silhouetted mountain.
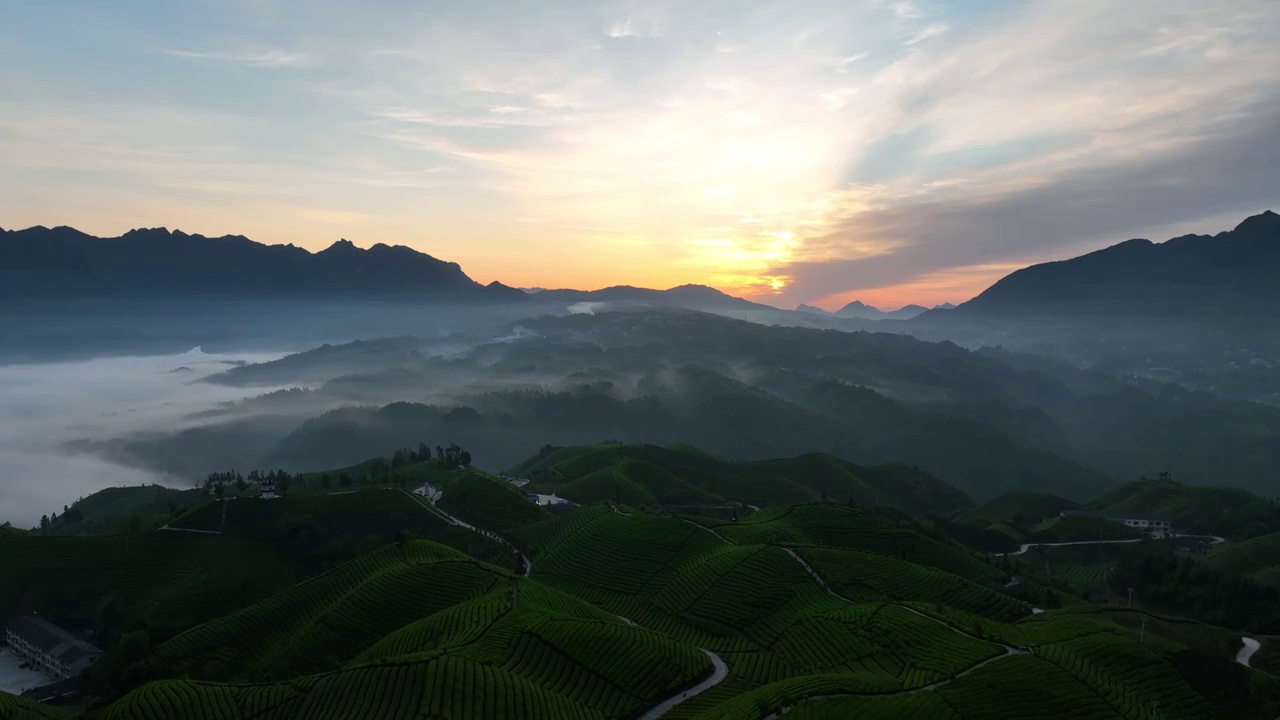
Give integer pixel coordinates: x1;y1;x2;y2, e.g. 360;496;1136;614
833;300;928;320
934;302;956;310
533;283;779;314
947;211;1280;317
0;225;526;303
795;303;829;314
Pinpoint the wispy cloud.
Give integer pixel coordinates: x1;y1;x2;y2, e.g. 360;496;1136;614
164;48;315;68
3;0;1278;301
904;22;949;45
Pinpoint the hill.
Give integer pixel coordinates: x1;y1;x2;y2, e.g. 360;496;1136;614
0;226;526;303
1089;477;1279;537
1207;533;1280;587
109;540;714;720
167;488;517;572
956;490;1080;527
150;308;1280;499
533;284;781;316
510;442;973;515
42;485;204;536
947;210;1280;318
11;473;1280;718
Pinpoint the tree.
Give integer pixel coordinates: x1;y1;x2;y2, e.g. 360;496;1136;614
40;514;49;529
321;474;332;489
277;474;291;495
460;450;472;468
339;473;352;488
214;483;226;499
234;476;248;493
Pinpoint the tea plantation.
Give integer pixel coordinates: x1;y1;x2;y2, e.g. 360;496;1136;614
5;443;1278;719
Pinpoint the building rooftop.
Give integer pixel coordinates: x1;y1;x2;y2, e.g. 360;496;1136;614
6;616;102;669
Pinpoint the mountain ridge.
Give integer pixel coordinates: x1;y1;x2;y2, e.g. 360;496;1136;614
939;210;1279;318
0;225;526;303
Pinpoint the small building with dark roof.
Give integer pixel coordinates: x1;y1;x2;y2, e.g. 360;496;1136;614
4;616;103;680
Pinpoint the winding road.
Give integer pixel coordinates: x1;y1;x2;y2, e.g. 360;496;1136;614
995;533;1227;557
762;547;1036;717
636;650;729;720
1237;637;1261;668
409;484;533;577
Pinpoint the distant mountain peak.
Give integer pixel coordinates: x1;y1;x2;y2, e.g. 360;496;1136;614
1234;209;1280;234
323;238;359;253
796;303;829;314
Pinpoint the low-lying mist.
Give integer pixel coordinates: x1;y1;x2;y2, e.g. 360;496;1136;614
0;347;286;528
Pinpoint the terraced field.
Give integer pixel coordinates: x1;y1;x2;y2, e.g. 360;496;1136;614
0;693;69;719
702;504;1005;582
104;540;714;720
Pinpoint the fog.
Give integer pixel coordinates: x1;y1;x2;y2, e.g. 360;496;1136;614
0;347;286;528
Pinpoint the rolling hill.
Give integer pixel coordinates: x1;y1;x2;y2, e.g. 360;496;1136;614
511;442;973;516
8;461;1280;719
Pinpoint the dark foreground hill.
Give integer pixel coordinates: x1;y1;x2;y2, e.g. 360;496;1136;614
0;225;526;302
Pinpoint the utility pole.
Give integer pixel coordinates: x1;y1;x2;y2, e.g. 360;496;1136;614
1140;617;1147;645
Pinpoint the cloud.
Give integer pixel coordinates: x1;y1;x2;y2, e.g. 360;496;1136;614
767;98;1280;304
0;349;285;527
165;48;315;68
904;22;948;45
5;0;1280;300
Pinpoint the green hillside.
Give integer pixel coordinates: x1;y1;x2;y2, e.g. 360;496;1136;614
1027;514;1149;543
0;693;70;719
434;471;551;531
511;442;972;515
11;458;1280;719
42;485;204;536
1089;477;1279;537
0;532;299;645
1208;533;1280;586
956;490;1080;527
167;488;515;571
105;540;713;720
698;504;1005;582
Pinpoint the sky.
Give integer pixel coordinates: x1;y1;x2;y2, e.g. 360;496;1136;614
2;1;1278;309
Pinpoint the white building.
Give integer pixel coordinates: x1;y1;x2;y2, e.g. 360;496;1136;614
5;616;102;681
